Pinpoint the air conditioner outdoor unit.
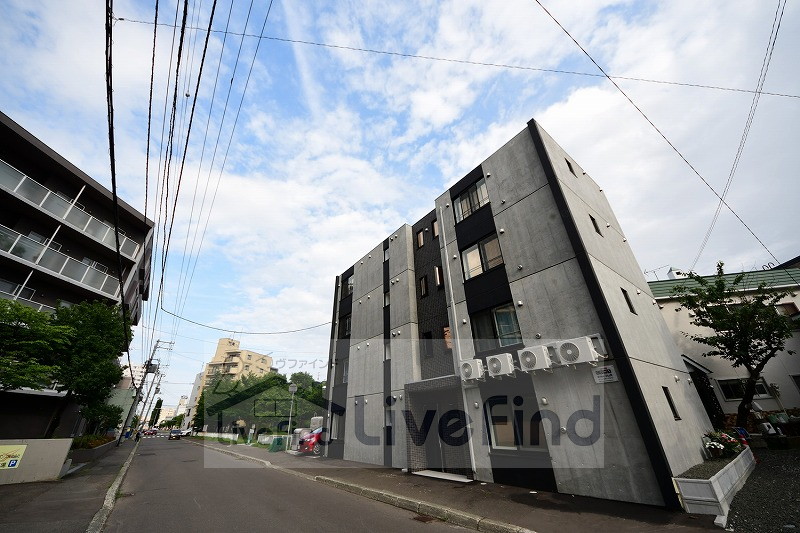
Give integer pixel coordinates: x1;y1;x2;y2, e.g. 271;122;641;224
552;337;601;365
460;359;485;382
518;345;553;372
486;353;516;378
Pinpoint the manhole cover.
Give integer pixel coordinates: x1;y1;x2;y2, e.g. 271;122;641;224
413;516;437;523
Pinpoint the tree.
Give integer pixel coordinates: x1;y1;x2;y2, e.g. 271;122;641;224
672;262;796;427
43;301;129;437
192;390;205;430
289;371;314;390
81;403;123;434
0;300;71;391
149;398;163;427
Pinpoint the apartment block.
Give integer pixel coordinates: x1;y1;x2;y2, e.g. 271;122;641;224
324;119;713;508
201;338;274;389
0;111;153;322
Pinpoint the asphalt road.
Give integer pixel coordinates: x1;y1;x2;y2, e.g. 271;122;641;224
104;438;465;532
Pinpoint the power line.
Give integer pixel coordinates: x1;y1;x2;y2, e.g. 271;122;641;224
690;0;787;270
112;15;800;100
159;306;331;335
104;0;136;390
533;0;784;268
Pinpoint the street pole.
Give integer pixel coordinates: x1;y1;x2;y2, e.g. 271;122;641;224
116;340;171;446
137;362;158;429
287;383;297;450
142;371;165;428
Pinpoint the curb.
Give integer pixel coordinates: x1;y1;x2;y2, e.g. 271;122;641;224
85;440;140;533
192;440;536;533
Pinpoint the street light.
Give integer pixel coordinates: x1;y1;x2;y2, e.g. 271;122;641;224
287;383;298;450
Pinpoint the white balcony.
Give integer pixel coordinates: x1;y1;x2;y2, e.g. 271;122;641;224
0;158;140;259
0;289;57;314
0;224;121;298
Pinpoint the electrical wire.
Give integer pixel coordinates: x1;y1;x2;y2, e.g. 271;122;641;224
105;0;137;389
112;15;800;100
159;306;330;335
533;0;785;268
690;0;787;270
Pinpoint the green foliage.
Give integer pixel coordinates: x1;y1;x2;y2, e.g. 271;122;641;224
203;372;325;435
673;261;796;426
0;300;70;390
149;398;163;427
191;391;205;429
71;434;115;450
50;302;129;408
81;403;124;434
704;431;743;458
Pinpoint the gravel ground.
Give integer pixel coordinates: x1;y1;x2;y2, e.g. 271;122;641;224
726;448;800;532
677;457;734;479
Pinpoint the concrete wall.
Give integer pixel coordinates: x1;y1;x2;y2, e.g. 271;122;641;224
535;123;712;480
0;438;72;485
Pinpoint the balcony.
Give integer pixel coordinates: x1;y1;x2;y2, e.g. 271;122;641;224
0;223;121;298
0;289;56;314
0;158;140;259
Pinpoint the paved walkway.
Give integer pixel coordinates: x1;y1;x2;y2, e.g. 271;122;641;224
192;439;718;533
0;439;135;533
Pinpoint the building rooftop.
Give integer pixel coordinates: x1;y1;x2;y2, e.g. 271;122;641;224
648;268;800;299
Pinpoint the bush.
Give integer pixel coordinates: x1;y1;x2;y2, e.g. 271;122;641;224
705;430;743;458
72;434;115;450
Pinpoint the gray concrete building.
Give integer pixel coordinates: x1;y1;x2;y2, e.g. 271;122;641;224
324;119;714;509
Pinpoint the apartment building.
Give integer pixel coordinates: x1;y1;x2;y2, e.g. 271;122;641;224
650;267;800;424
324;119;713;509
0;111;153;321
201;338;274;389
0;111;153;438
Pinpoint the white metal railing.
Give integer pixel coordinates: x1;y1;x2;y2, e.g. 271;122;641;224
0;290;56;313
0;158;140;258
0;223;120;298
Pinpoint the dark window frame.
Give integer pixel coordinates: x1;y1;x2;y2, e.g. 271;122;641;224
431;219;439;238
462;233;504;280
419;275;428;298
416;230;425;248
590;214;602;236
454;177;490;223
662;386;681;420
621;288;637;315
470;302;523;353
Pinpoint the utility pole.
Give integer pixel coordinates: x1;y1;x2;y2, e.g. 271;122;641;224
116;340;172;446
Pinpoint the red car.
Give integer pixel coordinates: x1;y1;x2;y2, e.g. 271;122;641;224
298;427;327;455
143;429;158;436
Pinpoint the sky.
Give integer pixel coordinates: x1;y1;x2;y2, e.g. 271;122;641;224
1;0;797;407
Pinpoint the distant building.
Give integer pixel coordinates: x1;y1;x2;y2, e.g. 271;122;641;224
0;111;153;439
324;119;712;509
201;338;273;389
156;406;176;427
175;395;188;417
182;372;204;430
649;267;800;423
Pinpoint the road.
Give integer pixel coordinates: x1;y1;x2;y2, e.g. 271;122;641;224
104;438;465;532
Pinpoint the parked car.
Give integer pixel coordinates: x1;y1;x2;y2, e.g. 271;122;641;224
168;429;182;440
298;427;327;455
143;429;157;436
181;429;192;436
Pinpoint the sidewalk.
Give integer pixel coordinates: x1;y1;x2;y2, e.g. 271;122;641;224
193;439;717;533
0;439;136;533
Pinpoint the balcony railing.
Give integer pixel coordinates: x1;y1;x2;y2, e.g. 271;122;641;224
0;223;121;298
0;158;140;258
0;289;57;314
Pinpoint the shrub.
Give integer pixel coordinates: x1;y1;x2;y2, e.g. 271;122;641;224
705;431;743;458
72;434;115;450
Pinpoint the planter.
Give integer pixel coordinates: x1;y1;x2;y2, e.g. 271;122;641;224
673;446;755;528
68;439;116;463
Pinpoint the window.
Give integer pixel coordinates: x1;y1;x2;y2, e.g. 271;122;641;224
384;248;389;262
384;342;391;361
342;275;354;298
471;303;522;353
485;395;547;450
662;387;681;420
434;265;443;287
341;359;349;383
454;177;489;222
247;354;251;360
717;378;772;401
244;364;250;371
462;233;503;280
384;291;390;307
565;158;576;176
621;288;636;314
417;230;424;248
421;331;433;357
339;315;352;337
590;215;602;236
431;219;439;238
419;275;428;297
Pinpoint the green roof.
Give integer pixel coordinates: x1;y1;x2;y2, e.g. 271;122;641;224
648;268;800;299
